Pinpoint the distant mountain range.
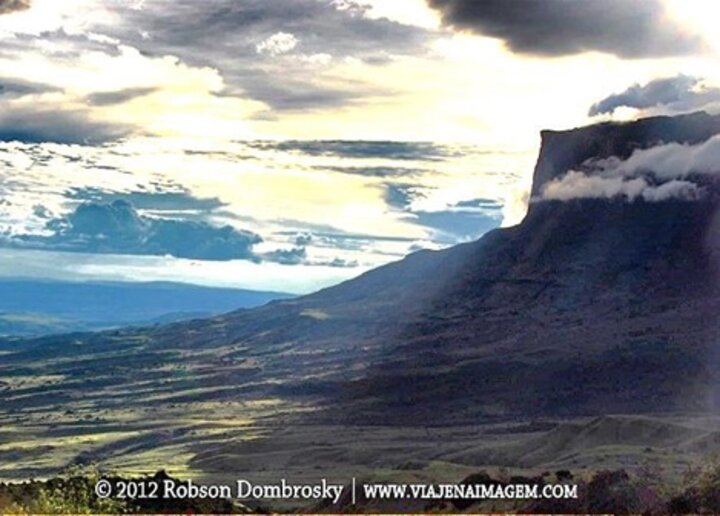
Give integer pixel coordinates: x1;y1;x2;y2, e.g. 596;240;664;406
0;279;293;336
3;111;720;484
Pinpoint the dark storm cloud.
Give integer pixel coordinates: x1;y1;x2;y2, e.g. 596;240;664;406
426;0;703;58
95;0;431;111
0;0;30;15
0;107;132;144
12;200;263;261
86;87;158;107
589;75;720;116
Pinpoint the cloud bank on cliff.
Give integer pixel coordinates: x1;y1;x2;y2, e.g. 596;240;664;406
540;134;720;202
542;173;703;202
589;75;720;116
426;0;703;58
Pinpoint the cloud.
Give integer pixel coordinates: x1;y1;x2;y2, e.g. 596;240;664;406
260;245;359;268
384;183;424;209
295;233;313;246
10;200;263;261
405;208;503;244
67;188;226;213
541;172;703;202
426;0;703;58
318;165;421;178
250;140;450;160
315;257;359;268
539;135;720;202
0;0;30;15
589;75;720;116
0;106;132;144
91;0;430;111
86;87;157;107
604;134;720;179
383;189;504;243
642;179;705;202
0;78;55;98
261;246;307;265
256;32;299;56
32;204;51;219
453;198;504;209
239;78;361;111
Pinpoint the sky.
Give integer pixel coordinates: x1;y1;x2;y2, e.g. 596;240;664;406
0;0;718;293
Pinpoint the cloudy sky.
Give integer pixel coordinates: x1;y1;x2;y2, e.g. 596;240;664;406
0;0;718;293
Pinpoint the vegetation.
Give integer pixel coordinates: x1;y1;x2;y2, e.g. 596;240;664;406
0;466;124;515
669;454;720;513
0;468;250;515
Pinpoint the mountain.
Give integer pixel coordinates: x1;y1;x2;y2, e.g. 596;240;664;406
0;279;293;336
3;111;720;485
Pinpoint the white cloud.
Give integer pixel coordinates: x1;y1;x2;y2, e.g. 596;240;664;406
542;171;648;201
298;53;333;67
641;179;704;202
360;0;441;29
614;135;720;179
539;135;720;203
542;172;703;202
256;32;299;56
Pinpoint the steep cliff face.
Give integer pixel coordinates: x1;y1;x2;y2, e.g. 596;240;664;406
530;111;720;197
